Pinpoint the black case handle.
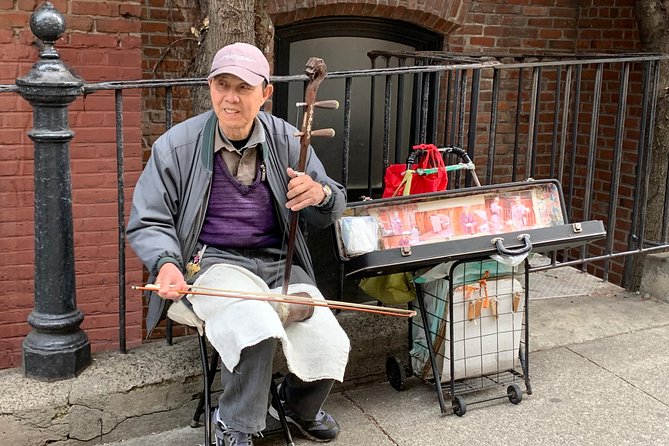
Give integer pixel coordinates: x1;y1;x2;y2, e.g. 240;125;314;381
490;234;532;256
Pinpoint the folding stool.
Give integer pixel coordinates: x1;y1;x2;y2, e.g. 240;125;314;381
166;299;295;446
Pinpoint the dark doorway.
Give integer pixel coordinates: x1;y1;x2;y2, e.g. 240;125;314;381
274;17;442;300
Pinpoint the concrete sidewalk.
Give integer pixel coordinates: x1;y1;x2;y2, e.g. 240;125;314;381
2;266;668;446
104;324;669;446
100;270;669;446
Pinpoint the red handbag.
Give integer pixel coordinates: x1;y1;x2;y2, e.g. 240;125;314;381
382;144;448;198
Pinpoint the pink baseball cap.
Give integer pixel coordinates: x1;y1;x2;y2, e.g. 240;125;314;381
207;42;270;86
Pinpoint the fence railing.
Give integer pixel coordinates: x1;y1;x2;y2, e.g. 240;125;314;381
4;4;669;377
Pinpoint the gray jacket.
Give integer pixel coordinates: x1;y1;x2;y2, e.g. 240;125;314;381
127;111;346;336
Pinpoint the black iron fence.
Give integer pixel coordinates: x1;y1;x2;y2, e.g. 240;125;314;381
93;52;669;350
4;4;669;378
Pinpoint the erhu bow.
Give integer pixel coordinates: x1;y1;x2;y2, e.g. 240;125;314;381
132;284;416;318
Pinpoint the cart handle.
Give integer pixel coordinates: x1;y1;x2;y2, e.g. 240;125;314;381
490;234;532;256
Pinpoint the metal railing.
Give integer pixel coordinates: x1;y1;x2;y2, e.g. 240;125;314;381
78;52;669;351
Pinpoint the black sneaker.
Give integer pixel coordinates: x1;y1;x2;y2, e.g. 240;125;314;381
212;409;254;446
268;390;340;442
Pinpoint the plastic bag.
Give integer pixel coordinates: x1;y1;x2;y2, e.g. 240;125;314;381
358;271;416;305
382;144;448;198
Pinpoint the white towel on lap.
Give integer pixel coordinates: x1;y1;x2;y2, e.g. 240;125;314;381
188;263;350;382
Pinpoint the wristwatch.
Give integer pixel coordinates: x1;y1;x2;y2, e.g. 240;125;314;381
317;183;333;207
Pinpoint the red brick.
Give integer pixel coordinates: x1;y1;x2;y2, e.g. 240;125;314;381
67;15;94;32
0;12;31;28
470;36;496;47
69;32;118;48
0;322;31;338
146;7;170;20
119;35;141;49
142;20;168;33
95;17;141;34
0;29;15;43
71;1;119;17
16;0;37;11
120;3;142;18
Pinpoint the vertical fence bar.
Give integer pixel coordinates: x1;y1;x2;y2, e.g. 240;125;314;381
486;68;501;185
165;85;173;130
637;61;660;254
164;85;174;345
662;132;669;243
547;65;563;266
394;60;406;163
623;61;653;287
580;63;604;265
454;70;468;188
338;76;352;301
443;71;452;146
562;63;582;264
512;67;524;182
429;71;441;143
342;77;352;189
550;66;562;178
526;66;541;179
552;65;575;270
567;64;582;220
413;57;424;146
458;70;468;149
558;65;573;183
603;63;630;281
583;64;604;220
466;68;480;188
382;74;393;171
449;70;460;149
115;89;126;354
367;57;377;196
419;70;430;142
639;60;660;248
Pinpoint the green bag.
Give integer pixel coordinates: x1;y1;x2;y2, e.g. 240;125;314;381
359;272;416;305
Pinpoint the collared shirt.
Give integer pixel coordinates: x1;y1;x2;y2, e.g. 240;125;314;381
214;116;266;186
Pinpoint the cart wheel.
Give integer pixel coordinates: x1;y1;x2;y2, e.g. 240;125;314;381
386;357;406;391
507;384;523;405
452;396;467;417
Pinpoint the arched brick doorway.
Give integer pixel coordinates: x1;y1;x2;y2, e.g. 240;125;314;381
272;16;443;300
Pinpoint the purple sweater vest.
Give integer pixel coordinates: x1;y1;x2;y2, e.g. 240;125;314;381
198;153;281;249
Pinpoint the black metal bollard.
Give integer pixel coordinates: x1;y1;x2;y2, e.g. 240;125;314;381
16;1;90;381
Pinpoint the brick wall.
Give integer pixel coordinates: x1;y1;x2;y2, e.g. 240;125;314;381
445;0;641;284
268;0;468;35
0;0;144;369
448;0;579;53
140;0;199;159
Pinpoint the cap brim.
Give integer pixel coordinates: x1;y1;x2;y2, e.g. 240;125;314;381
207;66;266;86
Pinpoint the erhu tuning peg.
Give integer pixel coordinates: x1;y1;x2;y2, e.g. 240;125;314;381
296;99;340;110
293;128;336;138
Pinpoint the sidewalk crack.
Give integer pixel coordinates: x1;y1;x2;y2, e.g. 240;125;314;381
341;391;400;446
565;346;669;408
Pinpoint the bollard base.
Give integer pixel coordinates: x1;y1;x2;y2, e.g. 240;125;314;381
22;330;91;381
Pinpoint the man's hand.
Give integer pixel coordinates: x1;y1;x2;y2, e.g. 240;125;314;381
285;167;326;211
154;262;188;300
